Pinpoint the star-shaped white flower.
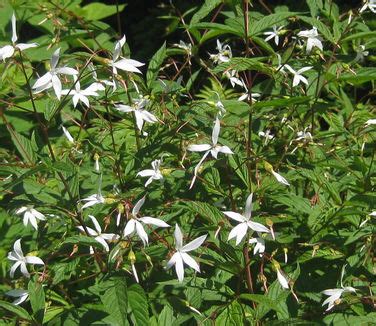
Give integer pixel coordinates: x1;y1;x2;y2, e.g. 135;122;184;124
322;265;357;311
137;158;163;187
209;39;232;64
360;0;376;13
61;75;100;108
223;194;270;245
166;224;207;282
6;289;29;305
0;13;37;61
188;117;233;188
7;239;44;278
285;64;312;87
249;236;265;256
114;98;158;132
15;206;46;230
80;175;105;210
297;27;323;53
264;25;284;46
109;35;144;75
32;48;78;100
123;196;170;246
354;45;369;62
77;215;119;252
322;287;356;311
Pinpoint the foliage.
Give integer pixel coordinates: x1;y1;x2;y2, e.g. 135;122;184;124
0;0;375;324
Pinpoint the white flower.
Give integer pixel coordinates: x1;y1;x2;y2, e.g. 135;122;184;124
225;70;243;88
77;215;119;252
32;48;78;100
360;0;376;13
295;129;313;142
7;239;44;278
322;287;357;311
264;25;284;46
137;159;163;187
285;64;312;87
322;265;357;311
0;13;37;61
354;45;369;62
209;39;232;64
258;130;274;144
80;175;105;210
173;40;192;56
223;194;270;245
188;117;233;188
272;171;290;186
249;237;265;256
123;196;170;246
365;119;376;126
61;125;74;143
277;269;289;289
109;35;144;75
166;224;207;282
6;289;29;305
61;76;100;108
114;98;158;132
15;206;46;230
297;27;323;53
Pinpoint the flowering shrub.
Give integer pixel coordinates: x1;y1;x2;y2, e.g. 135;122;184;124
0;0;375;324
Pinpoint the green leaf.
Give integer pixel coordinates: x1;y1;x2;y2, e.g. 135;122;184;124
342;31;376;42
213;57;272;75
62;235;102;248
7;127;36;164
190;0;222;26
80;2;126;21
0;300;33;321
339;68;376;85
216;301;244;325
127;284;149;326
182;201;223;224
147;42;166;88
28;279;45;324
100;277;129;326
158;305;175;325
252;96;311;109
249;12;299;36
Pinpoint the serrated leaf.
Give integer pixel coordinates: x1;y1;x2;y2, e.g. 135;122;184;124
190;0;222;26
249;12;299;36
213;57;271;75
101;277;129;326
0;300;33;321
182;201;223;224
28;279;45;324
128;284;149;326
147;42;166;88
7;127;36;164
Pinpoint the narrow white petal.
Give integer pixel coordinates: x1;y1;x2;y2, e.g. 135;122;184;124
272;171;290;186
175;253;185;282
212;118;221;145
20;263;30;278
223;211;246;223
32;72;52;89
10;261;22;278
133;196;145;216
88;215;102;234
277;269;289;289
13;239;23;258
181;234;207;252
181;252;200;272
135;221;148;246
139;216;170;228
55;67;78;75
29;215;38;230
188;144;212;152
114;104;133;113
228;222;248;245
113;59;143;73
217;146;233;155
52;74;62;100
245;193;253;219
166;252;178;270
95;236;109;252
15;207;27;214
51;48;60;69
16;43;38;51
247;220;270;233
123;219;136;237
25;256;44;265
174;224;183;249
137;169;155;177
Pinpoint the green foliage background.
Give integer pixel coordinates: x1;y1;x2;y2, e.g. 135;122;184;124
0;0;375;324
